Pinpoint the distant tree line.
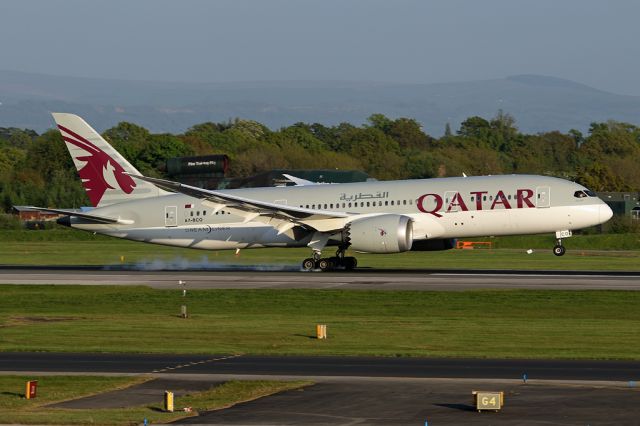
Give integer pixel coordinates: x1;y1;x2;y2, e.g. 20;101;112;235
1;111;639;212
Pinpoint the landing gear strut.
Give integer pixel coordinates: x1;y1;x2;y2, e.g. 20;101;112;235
301;246;357;271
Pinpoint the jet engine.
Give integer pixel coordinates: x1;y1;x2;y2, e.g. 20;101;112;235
345;214;413;253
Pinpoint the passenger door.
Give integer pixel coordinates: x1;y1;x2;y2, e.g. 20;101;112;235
165;206;177;227
536;186;550;208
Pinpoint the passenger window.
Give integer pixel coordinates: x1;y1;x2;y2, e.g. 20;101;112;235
403;200;407;205
203;210;206;215
391;200;395;206
190;211;194;217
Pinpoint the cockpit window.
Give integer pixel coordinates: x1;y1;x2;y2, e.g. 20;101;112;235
584;190;597;197
574;190;587;198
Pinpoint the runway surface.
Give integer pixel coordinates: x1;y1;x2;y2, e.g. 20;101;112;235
1;267;640;290
2;352;639;382
5;352;640;425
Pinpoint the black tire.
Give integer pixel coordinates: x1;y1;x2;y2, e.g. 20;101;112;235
344;257;357;270
318;258;331;271
302;258;316;270
553;246;566;256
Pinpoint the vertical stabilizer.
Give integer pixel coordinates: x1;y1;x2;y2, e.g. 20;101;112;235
52;113;165;207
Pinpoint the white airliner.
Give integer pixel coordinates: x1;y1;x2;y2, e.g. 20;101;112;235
31;113;613;270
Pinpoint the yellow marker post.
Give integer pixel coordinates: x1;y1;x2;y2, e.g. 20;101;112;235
164;390;174;412
25;380;38;399
316;324;327;339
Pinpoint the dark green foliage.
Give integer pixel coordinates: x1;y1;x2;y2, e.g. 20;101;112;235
1;112;640;212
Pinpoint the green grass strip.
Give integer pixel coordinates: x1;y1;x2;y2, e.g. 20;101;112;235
0;375;310;425
1;286;639;360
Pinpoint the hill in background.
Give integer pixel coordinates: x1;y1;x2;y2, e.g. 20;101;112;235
1;70;639;135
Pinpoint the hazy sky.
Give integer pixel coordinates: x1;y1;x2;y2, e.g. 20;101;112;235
1;0;639;94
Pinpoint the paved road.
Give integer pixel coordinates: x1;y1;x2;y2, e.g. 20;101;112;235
5;352;640;425
1;268;639;290
2;352;639;382
175;380;640;426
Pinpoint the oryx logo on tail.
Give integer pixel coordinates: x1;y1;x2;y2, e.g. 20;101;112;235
58;124;136;206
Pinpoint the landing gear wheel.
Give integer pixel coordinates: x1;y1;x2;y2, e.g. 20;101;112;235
318;258;331;271
553;245;566;256
343;256;357;270
302;258;316;271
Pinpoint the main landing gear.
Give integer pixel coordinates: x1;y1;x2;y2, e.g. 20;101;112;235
302;247;357;271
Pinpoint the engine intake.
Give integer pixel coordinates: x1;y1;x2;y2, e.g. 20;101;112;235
346;214;413;253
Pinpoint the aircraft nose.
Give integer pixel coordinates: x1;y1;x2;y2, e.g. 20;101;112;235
599;204;613;223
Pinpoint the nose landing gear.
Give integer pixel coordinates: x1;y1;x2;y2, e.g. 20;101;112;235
552;230;571;257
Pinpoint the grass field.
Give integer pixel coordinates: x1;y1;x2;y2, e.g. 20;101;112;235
1;285;639;360
1;230;640;270
0;375;309;425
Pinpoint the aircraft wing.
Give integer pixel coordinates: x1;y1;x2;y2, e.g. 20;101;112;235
128;175;350;231
282;174;318;186
24;207;133;224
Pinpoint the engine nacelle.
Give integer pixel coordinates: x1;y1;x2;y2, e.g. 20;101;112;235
411;238;457;251
346;214;413;253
